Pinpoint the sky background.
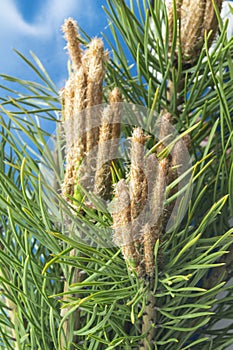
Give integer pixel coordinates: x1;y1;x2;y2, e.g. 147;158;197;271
0;0;112;90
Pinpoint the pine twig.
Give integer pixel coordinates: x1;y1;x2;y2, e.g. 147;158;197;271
140;278;157;350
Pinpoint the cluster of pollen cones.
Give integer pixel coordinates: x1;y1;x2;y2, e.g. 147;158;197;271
112;114;190;277
61;18;122;202
61;18;189;279
168;0;223;65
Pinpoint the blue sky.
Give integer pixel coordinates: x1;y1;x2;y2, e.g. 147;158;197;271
0;0;111;90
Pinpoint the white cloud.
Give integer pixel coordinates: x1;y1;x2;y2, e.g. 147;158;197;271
0;0;39;35
0;0;101;80
0;0;94;38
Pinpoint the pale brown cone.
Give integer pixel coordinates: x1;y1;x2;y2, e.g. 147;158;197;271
181;0;206;62
157;112;173;155
62;18;82;70
83;38;106;108
73;66;87;155
109;87;122;104
130;128;149;239
94;106;114;199
112;180;140;270
93;88;122;199
143;223;160;276
109;87;122;157
82;38;107;186
63;76;75;149
62;67;88;200
150;158;169;226
142;157;168;276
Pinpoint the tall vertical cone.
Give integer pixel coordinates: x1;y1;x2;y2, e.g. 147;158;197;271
94;88;122;199
83;38;107;107
130;128;149;238
62;67;88;200
112;179;140;271
77;38;108;193
61;18;87;201
62;18;82;71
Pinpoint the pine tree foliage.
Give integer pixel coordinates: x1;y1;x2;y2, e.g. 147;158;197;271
0;1;233;349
